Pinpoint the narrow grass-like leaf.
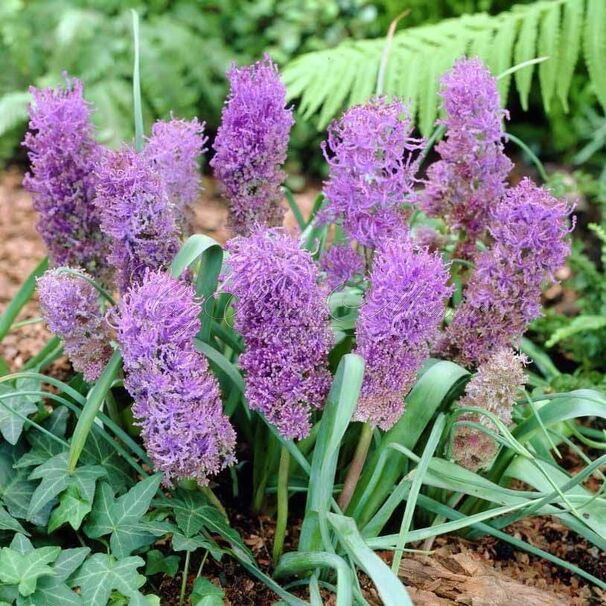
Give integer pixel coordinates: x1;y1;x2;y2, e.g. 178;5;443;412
193;338;245;394
0;257;48;342
170;234;224;343
275;552;353;606
349;360;469;525
328;513;413;606
299;354;365;553
409;493;606;590
391;413;446;572
68;350;122;472
283;187;306;231
131;10;144;152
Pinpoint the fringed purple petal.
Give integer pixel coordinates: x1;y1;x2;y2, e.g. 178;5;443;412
115;270;236;486
354;238;452;429
223;228;333;439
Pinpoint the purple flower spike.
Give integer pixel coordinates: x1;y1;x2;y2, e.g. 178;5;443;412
115;269;236;486
443;178;573;366
421;58;512;257
354;238;452;430
145;117;207;225
223;229;333;439
38;269;113;382
321;243;364;290
94;147;181;293
451;349;526;470
320;98;422;247
211;56;294;236
23;77;110;282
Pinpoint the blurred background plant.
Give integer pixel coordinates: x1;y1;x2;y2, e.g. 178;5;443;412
2;0;606;177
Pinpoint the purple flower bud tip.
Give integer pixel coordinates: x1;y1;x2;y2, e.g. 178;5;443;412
211;56;293;236
38;269;113;382
23;76;110;282
145;117;208;225
320;98;423;247
421;57;512;255
223;228;333;439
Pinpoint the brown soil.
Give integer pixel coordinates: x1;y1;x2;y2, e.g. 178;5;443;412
1;168;604;605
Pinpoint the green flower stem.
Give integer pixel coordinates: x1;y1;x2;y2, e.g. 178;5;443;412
200;485;228;519
273;445;291;566
179;550;190;606
338;422;373;511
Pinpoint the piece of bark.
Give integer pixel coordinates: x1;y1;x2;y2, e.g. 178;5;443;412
399;554;568;606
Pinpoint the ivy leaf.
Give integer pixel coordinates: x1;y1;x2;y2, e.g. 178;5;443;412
85;475;169;558
0;442;51;526
0;536;60;596
145;549;180;578
0;382;38;445
48;485;91;532
0;504;27;534
191;578;224;606
81;428;132;493
27;452;106;520
16;547;90;606
172;533;216;554
69;553;145;606
155;488;207;537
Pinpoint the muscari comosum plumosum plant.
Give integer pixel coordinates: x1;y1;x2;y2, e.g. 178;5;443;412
0;11;605;606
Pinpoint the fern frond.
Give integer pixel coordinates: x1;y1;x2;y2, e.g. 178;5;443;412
514;8;539;111
0;90;30;137
283;0;606;133
584;0;606;112
557;0;584;111
538;2;561;112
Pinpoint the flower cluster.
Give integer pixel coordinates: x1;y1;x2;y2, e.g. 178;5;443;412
144;117;207;226
223;229;333;439
211;56;293;236
115;270;236;485
321;243;364;290
37;269;113;382
451;348;526;470
320;98;422;247
23;77;110;281
94;147;181;293
442;178;572;366
421;58;512;258
354;238;452;430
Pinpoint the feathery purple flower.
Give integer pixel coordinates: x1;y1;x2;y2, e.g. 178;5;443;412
94;147;181;293
354;238;452;429
211;56;294;236
223;229;333;439
321;243;364;290
38;269;112;382
115;270;236;485
442;178;573;366
23;77;110;281
451;349;526;470
421;58;512;257
144;118;207;225
320;98;422;247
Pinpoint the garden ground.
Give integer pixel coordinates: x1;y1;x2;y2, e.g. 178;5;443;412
1;167;603;605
